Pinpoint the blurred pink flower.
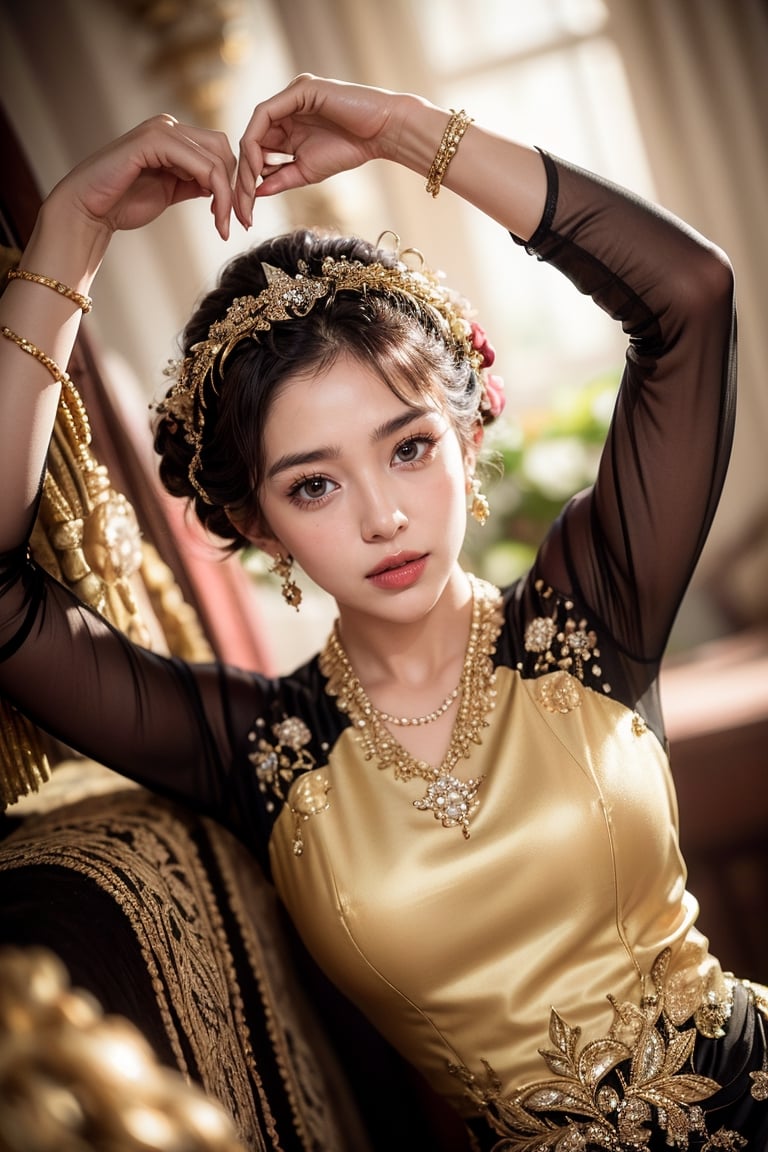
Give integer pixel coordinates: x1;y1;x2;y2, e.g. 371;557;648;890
483;373;506;419
470;321;496;368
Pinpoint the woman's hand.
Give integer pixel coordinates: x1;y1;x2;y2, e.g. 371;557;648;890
45;115;238;245
0;114;239;553
235;74;426;226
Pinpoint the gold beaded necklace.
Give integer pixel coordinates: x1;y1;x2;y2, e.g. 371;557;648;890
370;682;461;727
319;574;503;837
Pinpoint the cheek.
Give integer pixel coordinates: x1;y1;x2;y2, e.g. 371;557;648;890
435;444;472;503
269;507;347;570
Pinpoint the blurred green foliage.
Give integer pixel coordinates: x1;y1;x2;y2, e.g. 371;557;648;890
462;371;619;585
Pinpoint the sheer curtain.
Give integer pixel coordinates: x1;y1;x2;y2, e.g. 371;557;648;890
274;0;768;634
2;0;765;633
604;0;768;625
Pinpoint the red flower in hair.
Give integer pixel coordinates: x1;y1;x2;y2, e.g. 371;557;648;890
483;373;506;419
470;321;496;368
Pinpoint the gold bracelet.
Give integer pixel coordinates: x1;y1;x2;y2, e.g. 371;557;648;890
7;268;92;314
425;109;473;198
1;325;72;386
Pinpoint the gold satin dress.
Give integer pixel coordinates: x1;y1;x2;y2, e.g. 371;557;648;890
269;648;741;1139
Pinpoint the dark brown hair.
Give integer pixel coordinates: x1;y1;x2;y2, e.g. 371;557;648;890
153;229;482;549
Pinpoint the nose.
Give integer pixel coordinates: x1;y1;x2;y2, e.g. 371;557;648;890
360;482;409;541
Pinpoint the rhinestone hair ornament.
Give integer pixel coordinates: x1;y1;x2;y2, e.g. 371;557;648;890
158;234;504;504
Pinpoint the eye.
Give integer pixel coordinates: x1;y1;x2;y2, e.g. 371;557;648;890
287;474;339;506
393;434;438;466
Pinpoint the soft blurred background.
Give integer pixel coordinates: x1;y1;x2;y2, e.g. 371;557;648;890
1;0;767;1041
2;0;767;667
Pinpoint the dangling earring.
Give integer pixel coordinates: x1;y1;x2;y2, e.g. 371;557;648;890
270;552;302;610
469;475;490;526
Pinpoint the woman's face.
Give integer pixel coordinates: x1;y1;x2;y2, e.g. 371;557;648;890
255;351;475;625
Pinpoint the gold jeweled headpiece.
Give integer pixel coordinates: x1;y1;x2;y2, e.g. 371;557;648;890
158;243;504;503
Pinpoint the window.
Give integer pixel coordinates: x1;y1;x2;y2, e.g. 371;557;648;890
411;0;655;410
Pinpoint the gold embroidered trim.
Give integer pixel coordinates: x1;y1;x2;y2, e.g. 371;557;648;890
450;949;764;1150
0;793;267;1149
205;816;369;1150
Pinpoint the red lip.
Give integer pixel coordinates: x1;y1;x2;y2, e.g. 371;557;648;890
366;551;426;578
366;552;428;590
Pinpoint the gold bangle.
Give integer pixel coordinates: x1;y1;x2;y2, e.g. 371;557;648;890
425;109;473;198
7;268;93;314
1;325;72;386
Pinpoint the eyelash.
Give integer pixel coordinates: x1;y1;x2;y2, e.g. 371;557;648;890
286;432;440;508
393;431;439;465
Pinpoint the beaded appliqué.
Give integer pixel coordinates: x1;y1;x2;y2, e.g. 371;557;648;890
525;580;611;714
450;950;764;1151
247;716;330;855
288;771;332;857
534;671;583;714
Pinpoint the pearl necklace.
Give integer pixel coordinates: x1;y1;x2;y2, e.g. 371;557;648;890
319;574;502;837
371;683;461;727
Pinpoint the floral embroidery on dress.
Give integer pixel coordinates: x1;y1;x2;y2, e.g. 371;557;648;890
750;1071;768;1102
247;715;331;856
449;950;762;1151
524;581;611;712
248;715;316;812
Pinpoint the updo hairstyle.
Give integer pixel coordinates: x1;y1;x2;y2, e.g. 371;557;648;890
153;229;484;550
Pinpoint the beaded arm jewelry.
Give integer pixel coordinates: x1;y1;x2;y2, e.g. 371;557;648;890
1;326;74;387
7;268;92;314
425;109;473;197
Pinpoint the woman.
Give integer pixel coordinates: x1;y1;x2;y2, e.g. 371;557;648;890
1;75;765;1149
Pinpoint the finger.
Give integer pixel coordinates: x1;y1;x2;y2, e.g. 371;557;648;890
235;80;317;223
239;73;320;147
253;162;308;198
164;121;236;239
193;126;239;190
233;149;263;229
233;149;296;228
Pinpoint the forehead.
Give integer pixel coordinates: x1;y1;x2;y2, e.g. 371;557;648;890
263;352;441;445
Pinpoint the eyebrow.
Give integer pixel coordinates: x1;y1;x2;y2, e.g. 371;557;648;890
265;406;435;480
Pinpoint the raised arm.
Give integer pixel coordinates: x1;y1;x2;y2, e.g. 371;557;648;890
0;118;245;815
235;74;548;241
529;154;735;664
240;76;736;664
1;116;236;550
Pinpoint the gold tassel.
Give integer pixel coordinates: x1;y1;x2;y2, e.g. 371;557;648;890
0;361;208;807
0;705;51;809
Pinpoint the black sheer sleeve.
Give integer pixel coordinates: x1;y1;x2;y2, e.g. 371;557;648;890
0;534;269;840
524;152;736;667
1;150;736;830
